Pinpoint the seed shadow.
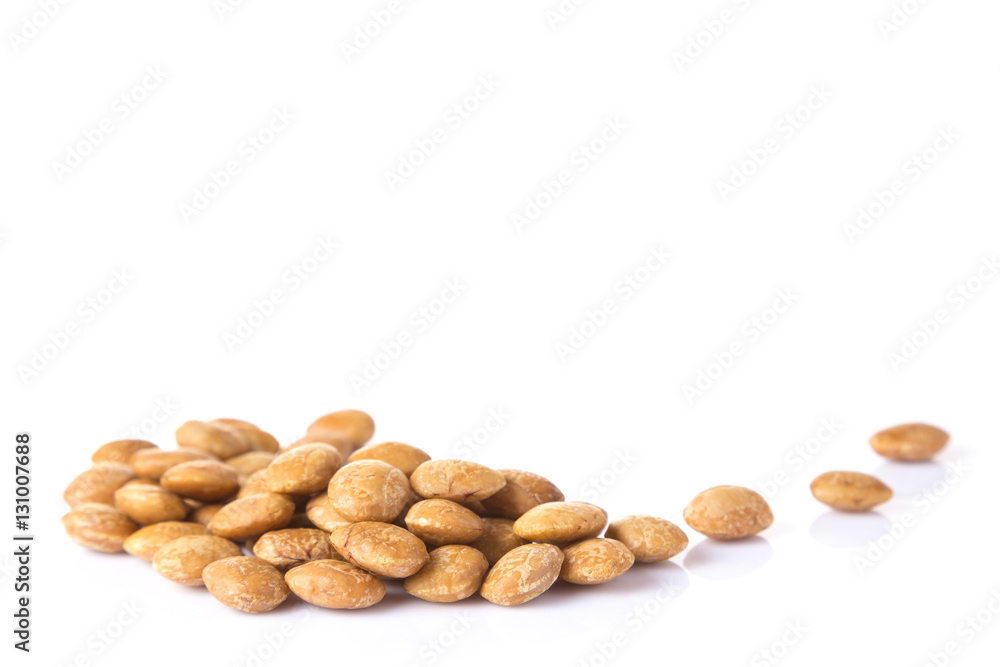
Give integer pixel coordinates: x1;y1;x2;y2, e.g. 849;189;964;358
683;536;773;580
871;460;946;497
809;510;891;549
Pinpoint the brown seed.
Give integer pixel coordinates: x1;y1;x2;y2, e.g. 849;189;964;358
176;419;250;459
253;528;335;571
152;535;243;586
207;494;296;541
560;538;635;585
161;460;239;502
130;448;218;481
63;463;136;508
870;423;949;461
404;499;485;546
62;503;139;552
287;435;354;461
266;443;342;495
305;493;352;532
190;504;224;526
469;518;528;566
326;460;410;523
123;521;208;560
480;543;564;606
499;469;565;504
225;451;275;477
91;439;157;465
605;515;688;562
307;409;375;450
330;521;429;578
203;557;290;613
347;441;431;476
513;501;607;544
410;460;506;503
480;476;539;519
211;418;280;453
237;469;274;499
285;560;385;609
113;482;188;525
683;486;774;540
404;545;489;602
811;471;893;511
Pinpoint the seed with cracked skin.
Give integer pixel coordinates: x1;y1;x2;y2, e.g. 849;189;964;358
207;493;296;541
560;538;634;585
130;448;218;481
91;439;157;465
327;460;410;523
113;481;188;525
480;543;564;606
469;518;528;566
683;486;773;540
499;469;564;504
870;423;949;461
409;460;506;503
266;443;342;495
63;464;136;508
203;557;290;613
330;521;428;578
152;535;242;586
253;528;335;571
605;515;688;562
62;503;138;552
161;460;239;502
811;471;892;511
123;521;208;560
480;475;539;519
404;545;489;602
211;418;280;453
176;419;249;459
285;560;385;609
404;499;485;546
347;441;431;477
513;501;607;544
306;410;375;450
305;492;352;532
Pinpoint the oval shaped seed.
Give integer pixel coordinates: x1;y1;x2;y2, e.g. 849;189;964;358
266;443;342;495
92;439;157;465
404;499;485;546
499;469;564;504
480;543;564;606
152;535;242;586
63;464;136;508
287;435;354;461
211;418;280;453
404;545;489;602
560;538;634;585
480;476;539;519
161;460;239;502
513;501;607;544
62;503;139;552
469;518;528;566
123;521;208;560
207;494;296;541
176;419;249;459
870;423;949;461
683;486;773;540
330;521;428;578
307;410;375;450
253;528;335;571
113;482;188;525
327;460;410;523
285;560;385;609
410;460;506;503
347;441;431;477
191;503;224;526
225;451;275;477
811;471;893;511
203;557;290;613
130;448;218;480
605;515;688;562
305;493;352;532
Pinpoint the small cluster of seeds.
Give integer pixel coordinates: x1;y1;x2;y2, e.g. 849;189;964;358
61;412;948;611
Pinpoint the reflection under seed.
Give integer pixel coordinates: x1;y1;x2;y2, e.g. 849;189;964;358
683;536;773;580
871;460;946;497
810;510;892;549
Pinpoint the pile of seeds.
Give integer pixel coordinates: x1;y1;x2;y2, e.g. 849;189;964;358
61;411;949;611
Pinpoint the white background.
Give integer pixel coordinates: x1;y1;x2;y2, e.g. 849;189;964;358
3;1;1000;666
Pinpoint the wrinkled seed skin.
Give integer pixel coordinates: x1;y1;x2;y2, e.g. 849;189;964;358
160;460;239;502
410;460;506;503
480;477;539;519
152;535;243;586
123;521;208;560
404;499;485;546
203;557;290;613
63;464;136;508
266;443;342;495
480;543;564;606
253;528;335;571
288;435;354;461
513;502;608;544
305;493;352;532
92;440;157;465
225;451;275;477
347;441;431;477
870;423;949;461
683;486;774;540
176;420;249;459
560;538;635;585
499;469;565;504
307;410;375;450
130;448;218;481
605;515;688;562
469;518;528;566
327;460;410;523
113;483;188;525
331;521;428;579
404;545;489;602
285;560;385;609
208;494;296;541
811;471;893;511
62;503;139;552
211;418;280;453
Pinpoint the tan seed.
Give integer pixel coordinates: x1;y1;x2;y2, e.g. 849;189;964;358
410;460;506;503
326;460;410;523
330;521;428;578
347;441;431;477
211;418;280;453
305;493;352;532
480;475;539;519
113;482;188;525
469;518;528;566
130;448;218;481
91;439;157;465
811;471;893;511
203;557;290;613
285;560;385;609
62;503;138;552
161;460;239;502
207;493;296;541
404;499;485;546
190;504;224;526
266;443;342;495
513;501;607;544
63;463;136;508
152;535;242;586
480;543;564;606
253;528;335;571
225;451;275;477
560;538;635;585
870;423;949;461
499;469;564;504
176;419;249;459
605;515;688;562
404;545;489;602
306;410;375;450
683;486;773;540
123;521;208;560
